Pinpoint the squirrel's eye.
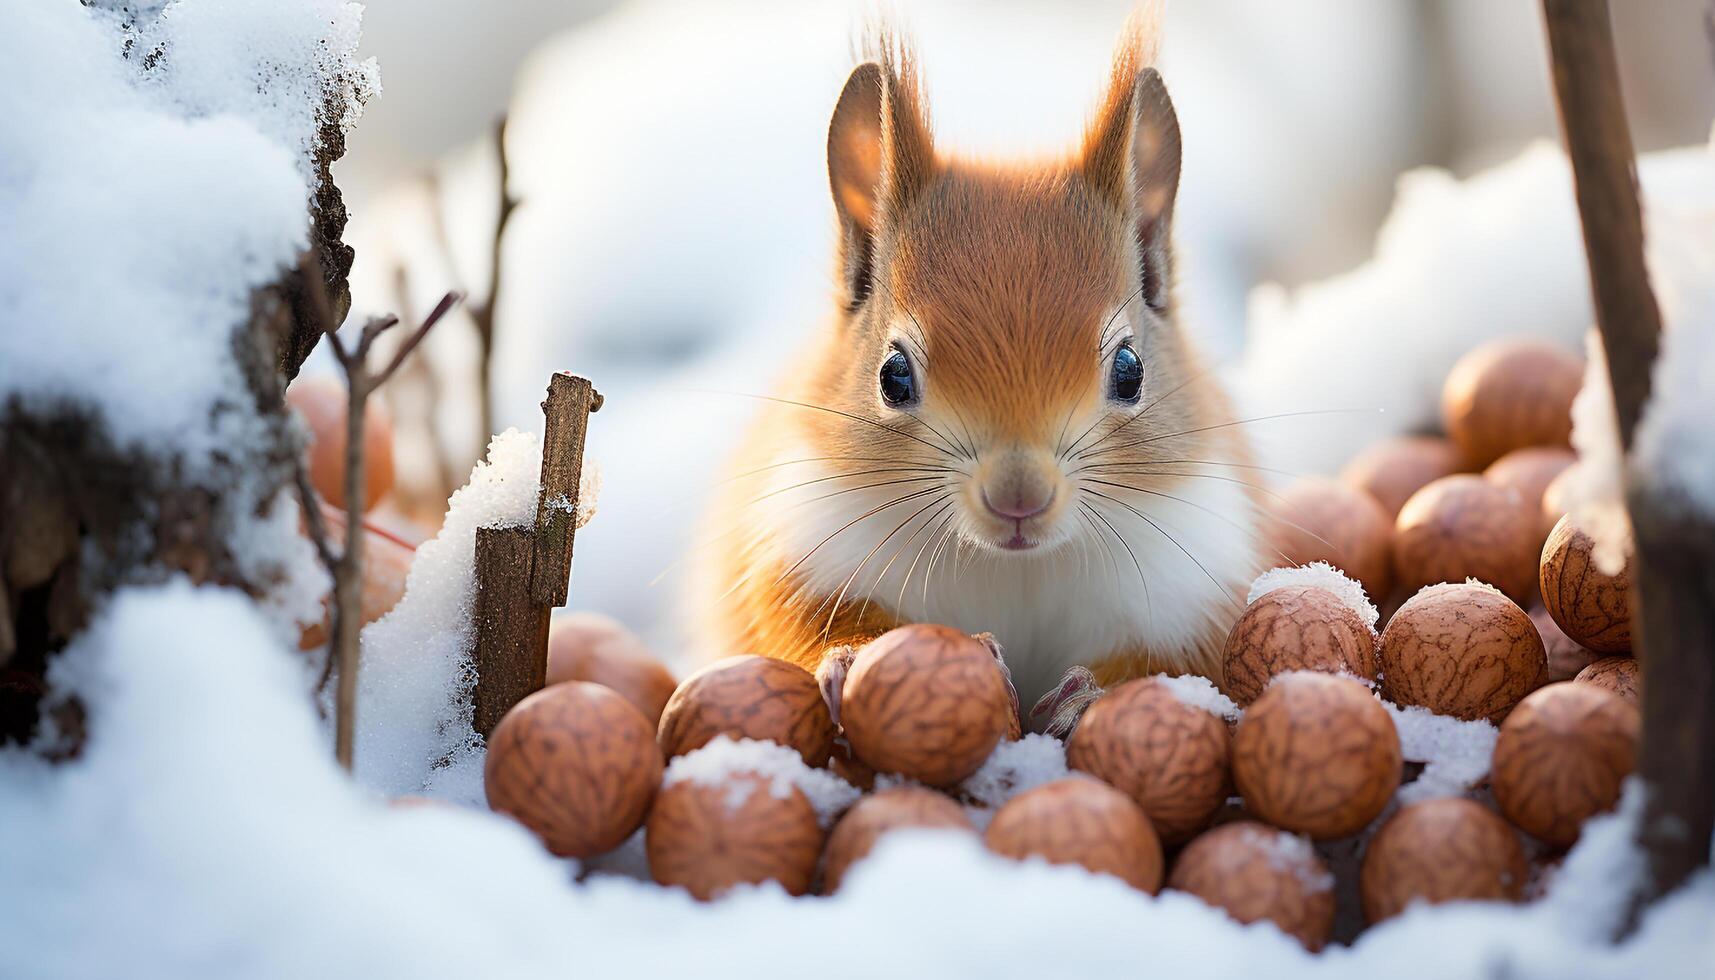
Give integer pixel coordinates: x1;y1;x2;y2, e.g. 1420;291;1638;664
1110;343;1143;403
879;348;917;406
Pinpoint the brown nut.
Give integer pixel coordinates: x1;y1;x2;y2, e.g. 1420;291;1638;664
1267;477;1394;602
1540;467;1576;544
1531;605;1598;683
1222;586;1376;707
1574;656;1639;705
1359;797;1527;923
547;613;677;724
484;682;662;858
1379;582;1545;722
1442;338;1583;469
822;787;974;893
1540;515;1632;654
1340;435;1464;520
1492;682;1639;847
287;375;395;511
646;772;824;899
842;624;1013;787
1065;677;1230;844
984;777;1164;893
1393;475;1541;603
1484;447;1575;554
1168;821;1336;951
657;655;835;767
1232;672;1401;839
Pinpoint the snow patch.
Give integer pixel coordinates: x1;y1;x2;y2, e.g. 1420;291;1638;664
662;736;860;827
959;734;1071;814
1247;561;1380;631
1384;702;1498;803
1154;673;1243;722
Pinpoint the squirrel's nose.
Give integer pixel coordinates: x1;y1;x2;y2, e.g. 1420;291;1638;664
983;487;1053;521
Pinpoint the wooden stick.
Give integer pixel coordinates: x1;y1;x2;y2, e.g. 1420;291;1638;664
529;374;599;606
1541;0;1714;916
471;526;550;737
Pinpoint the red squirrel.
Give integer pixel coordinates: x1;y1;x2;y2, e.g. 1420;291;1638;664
691;24;1266;710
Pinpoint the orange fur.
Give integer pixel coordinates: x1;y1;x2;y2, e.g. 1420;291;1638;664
689;19;1264;708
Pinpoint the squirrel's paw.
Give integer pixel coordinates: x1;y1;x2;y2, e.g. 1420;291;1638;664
815;644;860;730
1030;665;1105;739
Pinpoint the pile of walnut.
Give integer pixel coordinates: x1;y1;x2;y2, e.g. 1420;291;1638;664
473;336;1638;952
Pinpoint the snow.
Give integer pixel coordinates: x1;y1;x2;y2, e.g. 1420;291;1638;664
1231;141;1715;476
1247;562;1380;632
1383;703;1498;805
959;734;1072;818
4;580;1713;978
352;429;542;802
1409;578;1510;604
661;736;861;827
1155;673;1243;722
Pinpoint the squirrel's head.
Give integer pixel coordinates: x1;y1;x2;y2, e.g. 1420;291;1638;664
788;29;1233;561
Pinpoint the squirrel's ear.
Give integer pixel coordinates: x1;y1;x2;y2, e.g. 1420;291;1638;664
1083;67;1182;314
827;59;933;309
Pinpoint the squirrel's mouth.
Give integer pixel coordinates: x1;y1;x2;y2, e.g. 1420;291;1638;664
999;531;1037;551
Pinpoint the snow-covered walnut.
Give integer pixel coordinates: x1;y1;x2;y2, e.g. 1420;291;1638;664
657;655;834;767
1222;585;1376;707
1339;435;1463;520
1379;582;1545;722
483;682;661;858
1266;477;1395;602
821;788;974;894
1065;677;1229;844
1491;682;1638;847
1232;673;1401;840
1574;656;1639;704
1441;338;1583;469
646;771;823;900
983;777;1163;894
1540;515;1633;654
841;625;1013;788
1359;797;1527;923
1167;821;1335;952
545;613;677;725
1393;475;1541;603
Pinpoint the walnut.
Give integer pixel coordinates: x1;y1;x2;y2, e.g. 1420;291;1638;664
1222;586;1376;707
546;612;677;724
841;624;1013;787
1540;515;1632;654
1484;446;1575;554
1065;677;1230;843
1574;656;1639;705
657;655;835;767
1379;582;1545;722
1339;435;1464;520
1441;338;1583;468
483;682;662;858
1168;821;1336;951
1267;477;1394;602
1359;797;1527;923
821;787;974;893
646;772;824;899
1491;682;1639;847
1231;672;1401;839
984;777;1164;893
1393;475;1540;604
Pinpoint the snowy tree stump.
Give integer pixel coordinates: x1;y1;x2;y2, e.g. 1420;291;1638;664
471;373;600;736
1542;0;1714;913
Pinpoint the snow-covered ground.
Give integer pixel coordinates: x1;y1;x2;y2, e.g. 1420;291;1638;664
4;3;1715;978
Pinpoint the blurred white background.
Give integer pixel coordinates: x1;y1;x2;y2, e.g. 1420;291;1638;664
330;0;1714;649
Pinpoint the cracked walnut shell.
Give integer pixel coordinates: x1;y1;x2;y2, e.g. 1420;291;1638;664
1066;676;1231;844
483;682;663;859
984;777;1164;893
1491;682;1638;847
1168;821;1336;951
1379;582;1545;722
657;655;835;767
1360;797;1527;923
841;624;1013;787
1232;672;1401;839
